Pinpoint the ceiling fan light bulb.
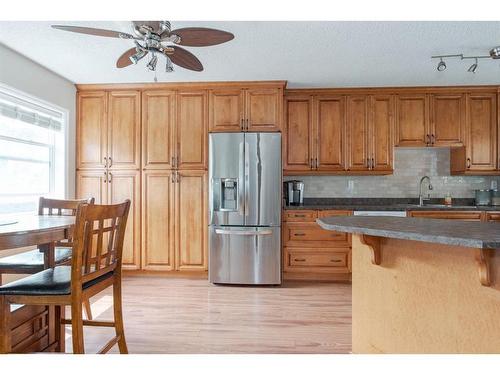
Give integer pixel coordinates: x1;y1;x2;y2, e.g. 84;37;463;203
129;50;147;64
147;54;158;71
165;57;174;73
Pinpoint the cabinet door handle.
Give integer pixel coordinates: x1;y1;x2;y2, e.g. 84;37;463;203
293;233;306;237
246;119;249;131
293;214;306;218
426;134;430;146
371;158;374;170
108;172;112;183
431;134;435;145
176;172;180;183
310;158;314;169
171;173;175;183
367;158;371;169
103;171;107;183
104;157;108;168
172;157;175;167
467;158;471;169
294;258;306;262
330;259;342;263
108;157;112;167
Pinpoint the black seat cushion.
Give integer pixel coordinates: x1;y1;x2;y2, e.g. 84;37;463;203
0;266;113;296
0;248;72;272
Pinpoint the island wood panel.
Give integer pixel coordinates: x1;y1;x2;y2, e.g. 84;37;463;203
370;95;394;172
346;96;369;171
107;170;141;270
395;94;429;147
141;170;175;271
246;88;282;132
315;96;346;171
176;90;208;170
175;170;208;271
107;91;141;169
141;90;176;169
283;96;314;172
76;91;107;169
208;89;244;132
352;234;500;353
429;93;465;147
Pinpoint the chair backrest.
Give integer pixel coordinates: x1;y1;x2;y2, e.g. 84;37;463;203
38;197;95;216
70;200;131;288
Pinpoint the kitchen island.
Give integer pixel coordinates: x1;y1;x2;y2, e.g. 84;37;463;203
317;216;500;353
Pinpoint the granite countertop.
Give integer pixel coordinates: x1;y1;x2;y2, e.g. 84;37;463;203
284;198;500;211
317;216;500;249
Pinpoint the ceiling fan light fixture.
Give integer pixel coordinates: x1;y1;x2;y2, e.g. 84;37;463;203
147;53;158;71
129;49;148;64
165;56;174;73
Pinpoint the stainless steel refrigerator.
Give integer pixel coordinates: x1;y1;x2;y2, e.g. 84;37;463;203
208;132;281;285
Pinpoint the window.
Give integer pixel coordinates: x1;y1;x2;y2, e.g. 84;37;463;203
0;85;66;215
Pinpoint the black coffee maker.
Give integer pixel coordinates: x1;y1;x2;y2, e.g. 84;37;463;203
284;180;304;206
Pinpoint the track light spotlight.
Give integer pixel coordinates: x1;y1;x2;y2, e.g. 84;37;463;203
147;53;158;71
437;58;446;72
467;58;478;73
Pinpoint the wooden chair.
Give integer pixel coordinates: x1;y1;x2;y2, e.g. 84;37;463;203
0;197;95;320
0;200;131;354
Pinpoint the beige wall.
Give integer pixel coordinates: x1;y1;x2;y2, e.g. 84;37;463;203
286;148;498;199
0;43;76;198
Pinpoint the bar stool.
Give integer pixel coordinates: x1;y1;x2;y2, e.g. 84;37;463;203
0;200;131;354
0;197;95;320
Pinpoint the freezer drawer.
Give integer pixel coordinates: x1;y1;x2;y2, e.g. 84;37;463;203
209;226;281;285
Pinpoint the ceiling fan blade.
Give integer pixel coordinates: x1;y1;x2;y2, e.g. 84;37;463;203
167;46;204;71
169;27;234;47
132;21;161;33
116;47;139;68
51;25;135;39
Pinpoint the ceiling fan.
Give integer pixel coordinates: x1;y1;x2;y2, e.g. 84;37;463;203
51;21;234;73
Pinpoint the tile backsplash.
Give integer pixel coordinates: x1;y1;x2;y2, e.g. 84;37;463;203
285;148;499;198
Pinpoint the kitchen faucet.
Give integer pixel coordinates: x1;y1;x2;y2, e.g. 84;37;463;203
418;176;433;206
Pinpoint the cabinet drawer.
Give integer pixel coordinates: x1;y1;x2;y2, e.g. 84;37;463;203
408;210;482;221
288;251;347;267
485;212;500;222
283;223;349;247
317;210;352;218
283;210;317;222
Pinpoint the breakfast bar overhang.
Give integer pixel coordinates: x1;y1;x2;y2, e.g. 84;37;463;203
317;216;500;354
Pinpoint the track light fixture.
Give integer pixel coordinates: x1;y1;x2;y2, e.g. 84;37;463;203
437;58;446;71
467;58;478;73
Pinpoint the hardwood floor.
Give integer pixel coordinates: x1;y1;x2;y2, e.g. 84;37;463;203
65;276;352;354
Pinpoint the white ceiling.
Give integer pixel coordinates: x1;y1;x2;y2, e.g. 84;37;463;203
1;21;500;87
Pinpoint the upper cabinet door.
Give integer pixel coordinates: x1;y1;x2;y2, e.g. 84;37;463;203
429;94;465;147
283;96;314;172
77;91;107;169
395;95;429;147
208;89;244;132
314;96;346;171
107;91;141;169
246;88;282;132
175;170;208;271
176;91;208;170
76;170;108;204
346;96;369;171
142;90;176;169
466;93;497;171
370;95;394;172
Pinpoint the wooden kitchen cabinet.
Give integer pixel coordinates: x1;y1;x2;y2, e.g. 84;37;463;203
283;96;315;172
175;170;208;271
176;90;208;170
395;94;429;147
407;210;482;221
76;169;141;270
429;94;465;147
346;96;369;171
450;93;497;174
282;209;352;281
142;90;176;170
141;170;175;271
77;91;140;170
209;85;283;132
76;91;107;169
370;95;394;171
141;170;207;272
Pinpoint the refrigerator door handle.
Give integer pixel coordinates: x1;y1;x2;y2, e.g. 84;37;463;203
215;229;273;236
244;141;250;217
238;141;245;216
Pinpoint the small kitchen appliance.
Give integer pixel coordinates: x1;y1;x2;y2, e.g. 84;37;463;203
474;189;492;206
284;180;304;206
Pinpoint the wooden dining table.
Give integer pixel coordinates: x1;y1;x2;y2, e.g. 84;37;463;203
0;214;75;353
